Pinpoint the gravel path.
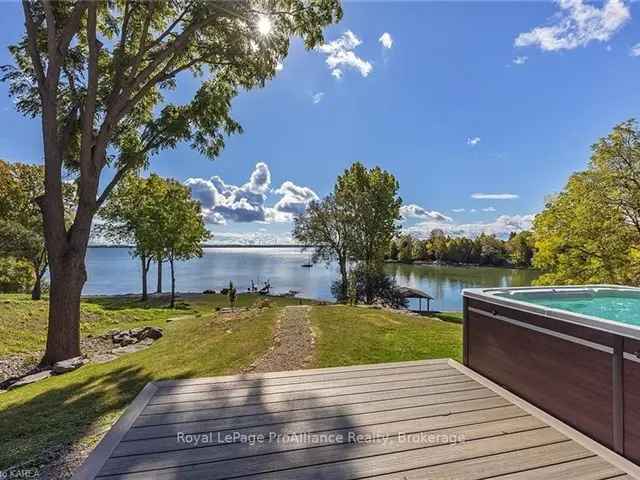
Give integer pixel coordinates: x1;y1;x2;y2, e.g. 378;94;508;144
245;306;315;373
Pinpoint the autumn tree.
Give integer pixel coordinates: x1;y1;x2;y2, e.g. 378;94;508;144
3;1;341;363
397;235;413;263
532;120;640;284
506;231;535;267
533;171;638;284
0;160;74;299
428;229;448;262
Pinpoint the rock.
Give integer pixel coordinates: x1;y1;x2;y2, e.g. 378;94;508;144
112;344;149;355
113;333;136;346
92;353;118;364
8;370;52;389
136;326;163;341
129;328;144;338
52;356;85;374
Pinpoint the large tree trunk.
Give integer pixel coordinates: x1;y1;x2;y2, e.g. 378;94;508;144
338;258;348;302
41;248;86;365
28;2;103;366
156;259;162;293
169;257;176;308
140;255;148;301
31;251;47;301
31;274;42;301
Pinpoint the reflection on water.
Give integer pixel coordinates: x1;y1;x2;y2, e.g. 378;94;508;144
385;263;539;311
84;247;539;311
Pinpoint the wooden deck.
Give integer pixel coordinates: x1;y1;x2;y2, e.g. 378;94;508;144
73;359;640;480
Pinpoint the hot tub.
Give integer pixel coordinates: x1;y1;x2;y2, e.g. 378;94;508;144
463;285;640;464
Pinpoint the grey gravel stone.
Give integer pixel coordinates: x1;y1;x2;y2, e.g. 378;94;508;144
8;370;52;389
52;356;85;374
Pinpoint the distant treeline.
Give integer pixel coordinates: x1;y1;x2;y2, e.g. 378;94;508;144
89;244;312;249
388;230;535;268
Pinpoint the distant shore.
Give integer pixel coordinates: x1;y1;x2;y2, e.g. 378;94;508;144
89;244;311;249
385;259;535;270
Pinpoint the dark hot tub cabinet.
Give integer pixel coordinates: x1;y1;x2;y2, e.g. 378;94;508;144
463;285;640;465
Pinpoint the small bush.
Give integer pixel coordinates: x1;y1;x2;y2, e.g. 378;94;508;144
0;257;34;293
331;265;408;308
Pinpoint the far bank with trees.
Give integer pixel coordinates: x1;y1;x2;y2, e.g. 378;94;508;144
388;230;535;269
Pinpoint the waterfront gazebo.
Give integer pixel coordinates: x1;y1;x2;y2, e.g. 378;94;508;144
398;286;434;312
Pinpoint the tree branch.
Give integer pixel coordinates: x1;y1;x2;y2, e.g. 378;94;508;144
96;165;132;209
57;2;87;57
21;1;46;92
80;3;98;173
146;2;192;51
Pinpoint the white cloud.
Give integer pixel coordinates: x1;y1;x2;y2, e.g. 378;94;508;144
452;208;465;213
406;214;535;239
467;137;481;146
318;30;373;78
482;207;497;212
630;43;640;56
471;193;519;200
513;56;528;65
515;0;630;52
312;92;324;104
275;62;284;72
379;32;393;49
400;204;452;222
207;231;294;246
186;163;317;225
272;181;320;219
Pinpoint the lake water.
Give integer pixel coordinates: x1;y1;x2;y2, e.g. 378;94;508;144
84;247;539;311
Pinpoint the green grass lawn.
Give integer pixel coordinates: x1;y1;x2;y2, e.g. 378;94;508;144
310;306;462;368
0;295;462;471
0;293;308;469
0;292;310;356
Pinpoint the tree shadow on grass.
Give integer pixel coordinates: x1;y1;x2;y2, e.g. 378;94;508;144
0;365;153;473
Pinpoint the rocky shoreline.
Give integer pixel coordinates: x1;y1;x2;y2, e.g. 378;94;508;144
0;326;163;391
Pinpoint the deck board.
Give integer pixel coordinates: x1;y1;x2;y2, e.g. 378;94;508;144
72;359;639;480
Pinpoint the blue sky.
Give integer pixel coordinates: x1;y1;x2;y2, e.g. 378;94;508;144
1;1;640;243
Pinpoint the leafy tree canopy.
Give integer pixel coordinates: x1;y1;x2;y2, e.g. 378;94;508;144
0;160;75;298
532;120;640;285
335;162;402;270
2;0;342;363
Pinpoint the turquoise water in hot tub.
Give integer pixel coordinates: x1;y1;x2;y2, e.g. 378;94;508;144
495;289;640;327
